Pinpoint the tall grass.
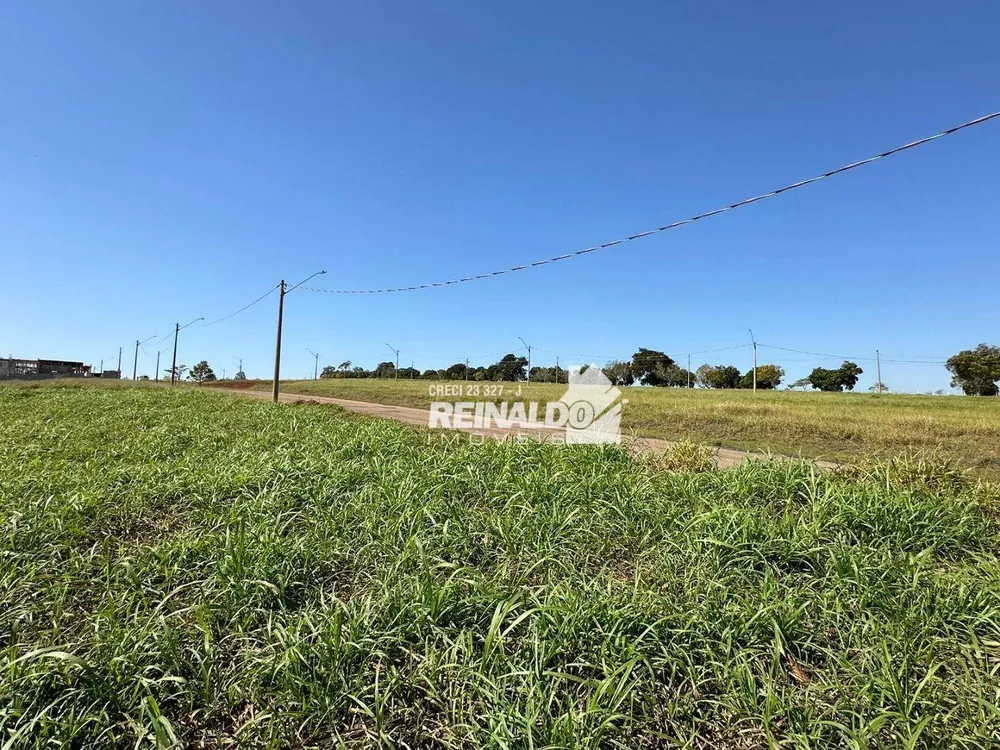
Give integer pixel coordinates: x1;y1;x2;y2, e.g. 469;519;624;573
1;384;999;747
255;378;1000;476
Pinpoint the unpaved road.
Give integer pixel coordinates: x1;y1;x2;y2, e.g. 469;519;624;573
221;387;837;471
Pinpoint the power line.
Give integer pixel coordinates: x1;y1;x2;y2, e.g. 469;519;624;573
197;284;281;328
301;110;1000;295
758;343;946;365
533;343;750;362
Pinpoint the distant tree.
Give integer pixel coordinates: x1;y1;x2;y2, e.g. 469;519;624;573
631;348;675;386
488;353;528;381
654;363;696;387
445;362;467;380
397;367;419;380
338;361;352;372
189;360;216;383
946;344;1000;396
320;365;338;378
234;370;247;381
603;360;635;386
698;364;741;389
165;364;187;380
788;377;812;390
808;361;863;392
374;361;396;379
868;382;889;393
738;364;784;390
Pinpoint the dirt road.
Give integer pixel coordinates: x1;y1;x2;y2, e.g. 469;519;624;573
222;387;837;471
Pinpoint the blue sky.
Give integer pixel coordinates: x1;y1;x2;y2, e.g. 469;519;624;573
2;1;998;391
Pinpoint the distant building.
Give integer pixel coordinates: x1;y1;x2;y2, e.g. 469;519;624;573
0;358;92;380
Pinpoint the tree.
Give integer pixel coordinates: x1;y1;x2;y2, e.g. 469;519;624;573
603;360;635;386
698;364;741;389
738;364;784;390
654;363;696;387
488;353;528;381
946;344;1000;396
188;360;216;383
165;364;187;380
808;361;863;392
320;365;338;378
868;382;889;393
631;348;675;386
338;361;352;372
374;361;396;379
788;377;811;390
445;362;467;380
234;370;247;381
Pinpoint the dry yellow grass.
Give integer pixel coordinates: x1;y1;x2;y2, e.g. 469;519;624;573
250;379;1000;475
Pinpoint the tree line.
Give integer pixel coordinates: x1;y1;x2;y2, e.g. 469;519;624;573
187;342;1000;395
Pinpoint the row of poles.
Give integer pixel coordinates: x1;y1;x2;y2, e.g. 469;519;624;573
141;272;889;400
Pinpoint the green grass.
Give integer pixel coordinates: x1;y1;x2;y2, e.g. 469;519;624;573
251;378;1000;476
3;382;1000;747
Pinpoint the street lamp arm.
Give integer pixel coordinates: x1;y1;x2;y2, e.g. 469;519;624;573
286;270;327;294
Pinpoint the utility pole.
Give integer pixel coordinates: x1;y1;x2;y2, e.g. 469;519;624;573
519;337;532;384
410;360;414;379
272;271;326;403
100;359;104;375
272;281;286;401
687;353;691;388
117;347;122;375
171;318;204;385
132;335;155;380
307;348;319;380
385;343;399;380
465;358;469;381
749;329;758;392
155;350;160;382
876;350;883;394
171;324;180;385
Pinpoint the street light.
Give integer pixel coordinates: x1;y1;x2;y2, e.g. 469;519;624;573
272;270;327;402
170;317;204;385
307;348;320;380
385;343;399;380
518;337;532;383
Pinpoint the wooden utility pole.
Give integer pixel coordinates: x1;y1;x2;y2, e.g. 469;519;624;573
132;340;140;380
155;350;160;382
749;329;757;392
876;350;883;394
170;324;180;385
307;348;319;380
272;280;286;402
117;347;122;376
519;337;531;383
272;271;326;403
687;354;691;388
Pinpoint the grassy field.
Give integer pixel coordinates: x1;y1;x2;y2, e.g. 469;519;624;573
239;378;1000;476
2;381;1000;747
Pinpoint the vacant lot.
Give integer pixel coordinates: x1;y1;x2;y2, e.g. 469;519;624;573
2;381;999;747
239;378;1000;476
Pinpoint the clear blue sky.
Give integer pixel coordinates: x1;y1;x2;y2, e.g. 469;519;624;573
3;1;998;391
